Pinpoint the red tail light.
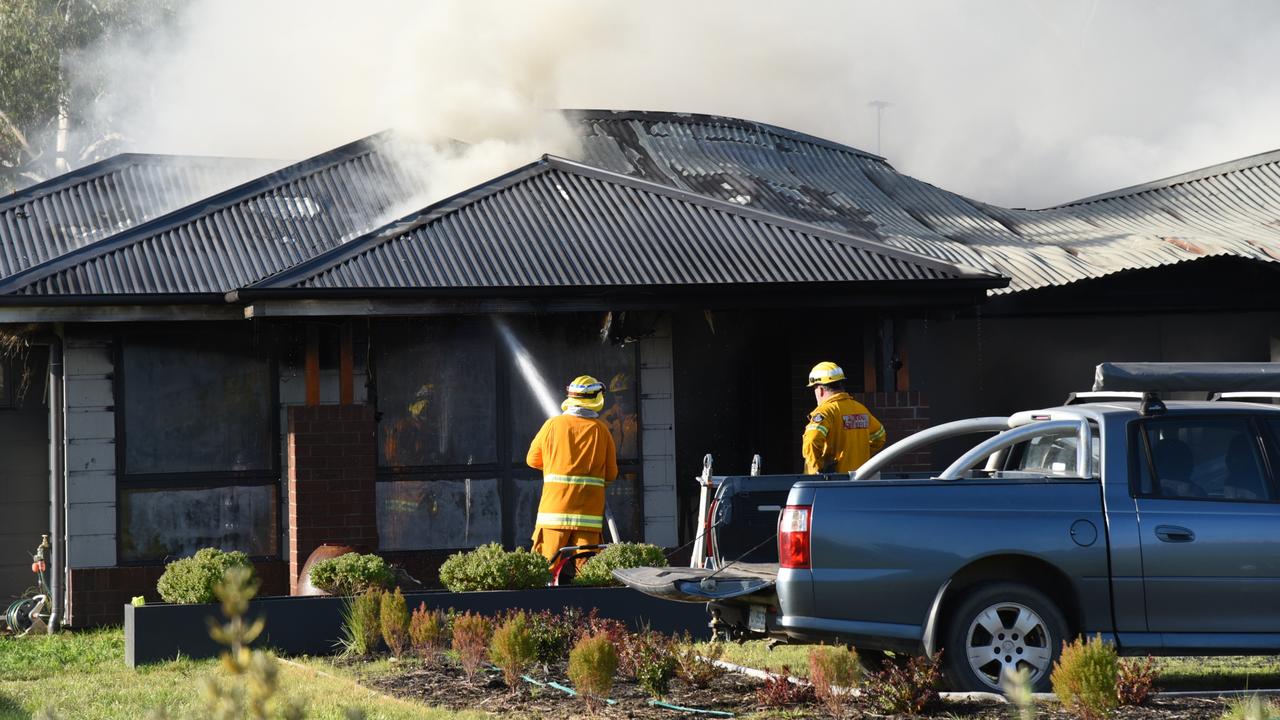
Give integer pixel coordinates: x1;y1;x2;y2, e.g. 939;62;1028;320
779;505;811;569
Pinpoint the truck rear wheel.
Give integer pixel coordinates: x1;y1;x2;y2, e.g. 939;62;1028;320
942;582;1068;693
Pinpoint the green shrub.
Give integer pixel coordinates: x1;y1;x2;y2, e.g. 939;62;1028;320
156;548;254;604
1117;655;1159;706
527;608;576;663
308;552;394;596
1223;695;1280;720
572;543;667;587
808;645;861;718
380;588;409;658
568;632;618;712
1051;635;1119;720
409;603;448;657
489;612;538;691
451;612;493;683
860;651;942;716
338;589;383;657
627;630;678;698
437;543;550;591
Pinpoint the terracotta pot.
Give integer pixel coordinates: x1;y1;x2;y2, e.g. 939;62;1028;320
295;544;356;596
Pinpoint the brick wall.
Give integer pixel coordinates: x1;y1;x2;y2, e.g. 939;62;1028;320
854;391;931;473
287;404;378;594
66;560;287;627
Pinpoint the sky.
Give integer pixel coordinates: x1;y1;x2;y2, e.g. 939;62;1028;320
76;0;1280;208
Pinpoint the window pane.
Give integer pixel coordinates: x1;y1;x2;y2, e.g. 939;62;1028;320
376;319;497;468
1144;418;1270;501
506;315;639;462
123;332;273;474
1012;430;1099;476
120;485;278;561
376;478;502;550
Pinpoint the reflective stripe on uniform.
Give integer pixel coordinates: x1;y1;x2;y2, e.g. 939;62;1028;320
806;423;828;436
542;473;606;488
869;427;886;441
536;512;604;529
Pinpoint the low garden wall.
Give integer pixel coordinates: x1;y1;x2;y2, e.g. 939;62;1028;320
125;586;710;667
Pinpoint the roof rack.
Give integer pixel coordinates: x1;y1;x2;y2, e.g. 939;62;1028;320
1064;391;1145;405
1093;362;1280;393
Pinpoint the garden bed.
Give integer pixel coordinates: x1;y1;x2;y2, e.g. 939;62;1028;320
125;586;710;667
363;656;1237;719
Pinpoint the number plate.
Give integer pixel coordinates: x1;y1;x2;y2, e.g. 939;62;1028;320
749;605;766;632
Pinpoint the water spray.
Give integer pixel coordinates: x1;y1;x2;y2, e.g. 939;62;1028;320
492;316;621;542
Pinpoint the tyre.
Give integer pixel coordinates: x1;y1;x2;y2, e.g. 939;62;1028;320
941;582;1068;693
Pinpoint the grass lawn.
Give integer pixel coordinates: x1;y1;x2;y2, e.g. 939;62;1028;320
0;628;485;720
703;640;1280;691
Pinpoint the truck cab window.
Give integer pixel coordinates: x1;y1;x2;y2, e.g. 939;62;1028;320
1005;429;1100;477
1140;418;1271;502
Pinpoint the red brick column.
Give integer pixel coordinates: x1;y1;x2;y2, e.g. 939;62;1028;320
854;391;932;473
287;405;379;595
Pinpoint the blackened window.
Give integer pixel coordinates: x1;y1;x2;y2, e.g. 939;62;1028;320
117;327;278;562
0;359;10;409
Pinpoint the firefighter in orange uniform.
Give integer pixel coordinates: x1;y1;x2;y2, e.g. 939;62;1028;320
527;375;619;563
802;361;886;474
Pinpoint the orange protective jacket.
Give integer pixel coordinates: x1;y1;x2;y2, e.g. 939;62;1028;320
526;413;619;533
802;392;886;474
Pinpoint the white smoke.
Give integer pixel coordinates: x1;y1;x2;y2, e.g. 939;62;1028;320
74;0;1280;208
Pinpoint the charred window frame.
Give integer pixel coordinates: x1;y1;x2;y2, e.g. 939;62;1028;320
372;315;642;551
114;324;281;564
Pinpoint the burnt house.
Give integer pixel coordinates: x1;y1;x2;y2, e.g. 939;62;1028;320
2;110;1278;626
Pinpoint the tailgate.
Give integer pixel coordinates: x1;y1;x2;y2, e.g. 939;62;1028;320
613;563;777;603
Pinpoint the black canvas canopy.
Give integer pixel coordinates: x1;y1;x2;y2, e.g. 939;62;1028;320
1093;362;1280;392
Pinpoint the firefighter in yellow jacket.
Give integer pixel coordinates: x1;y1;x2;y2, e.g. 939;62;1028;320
802;361;886;474
527;375;619;562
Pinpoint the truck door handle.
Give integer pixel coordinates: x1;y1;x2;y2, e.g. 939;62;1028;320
1155;525;1195;543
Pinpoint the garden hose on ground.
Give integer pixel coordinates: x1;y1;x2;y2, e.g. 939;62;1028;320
518;670;734;715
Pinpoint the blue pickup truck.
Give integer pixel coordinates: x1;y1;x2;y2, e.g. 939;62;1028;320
619;366;1280;692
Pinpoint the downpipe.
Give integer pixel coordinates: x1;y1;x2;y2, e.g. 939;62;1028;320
46;328;65;632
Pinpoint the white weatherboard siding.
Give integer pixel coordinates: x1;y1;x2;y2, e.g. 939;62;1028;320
640;314;678;547
64;332;116;568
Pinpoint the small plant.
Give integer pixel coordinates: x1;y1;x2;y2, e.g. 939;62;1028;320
451;611;493;683
489;611;539;691
1223;695;1280;720
1051;635;1119;720
437;543;550;591
675;633;724;686
338;589;383;656
860;651;943;716
308;552;395;596
568;632;618;713
408;603;448;658
808;645;861;717
379;588;409;658
1117;655;1159;706
202;566;305;720
527;608;576;663
572;542;668;587
156;548;254;604
754;665;813;707
627;630;678;698
1001;666;1037;720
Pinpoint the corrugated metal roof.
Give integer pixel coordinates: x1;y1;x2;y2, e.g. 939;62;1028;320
0;153;279;279
570;110;1280;294
0;134;428;297
250;156;998;293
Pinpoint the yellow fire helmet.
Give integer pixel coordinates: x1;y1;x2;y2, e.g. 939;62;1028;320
807;361;846;387
563;374;606;412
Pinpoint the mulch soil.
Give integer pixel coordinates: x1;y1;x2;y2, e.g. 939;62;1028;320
364;656;1235;719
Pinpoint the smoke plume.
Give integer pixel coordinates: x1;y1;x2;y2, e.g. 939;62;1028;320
74;0;1280;208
